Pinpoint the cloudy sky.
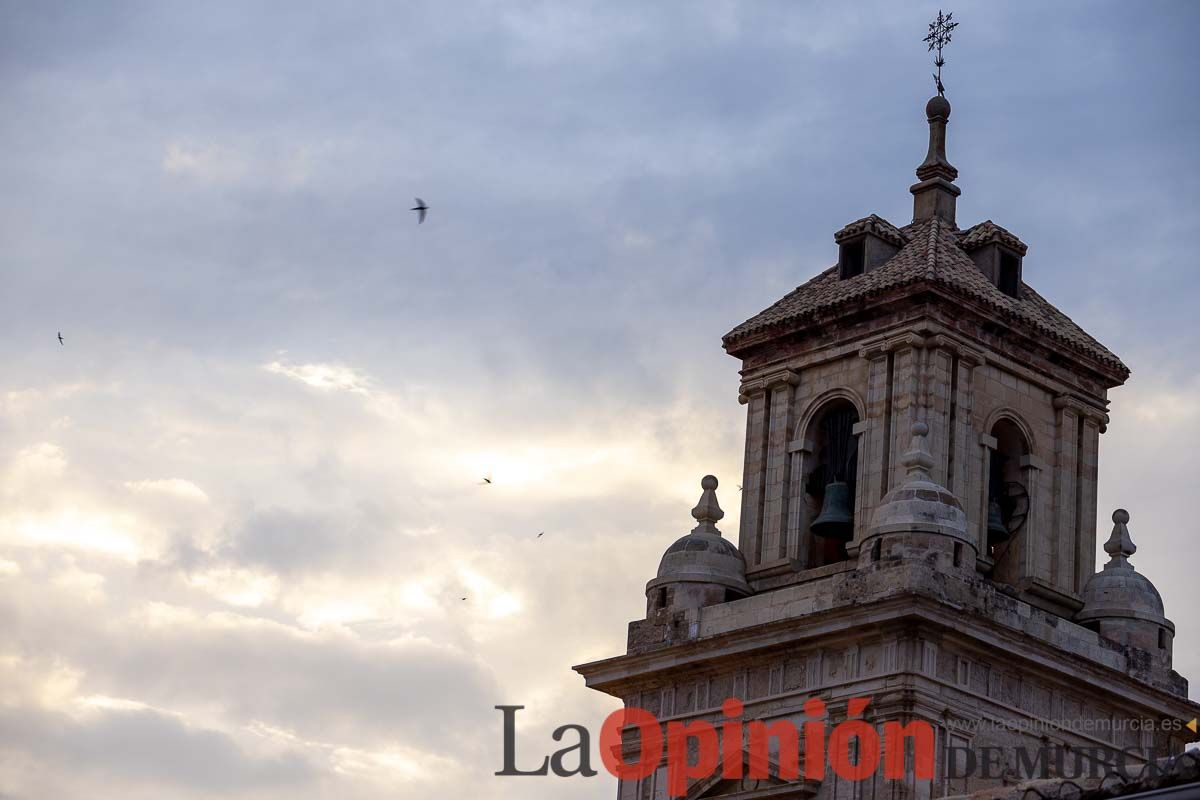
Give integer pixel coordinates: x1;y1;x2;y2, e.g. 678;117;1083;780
1;1;1198;798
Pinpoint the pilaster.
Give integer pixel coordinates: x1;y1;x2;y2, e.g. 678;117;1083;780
761;371;800;562
739;370;799;568
1052;397;1082;593
1075;414;1104;594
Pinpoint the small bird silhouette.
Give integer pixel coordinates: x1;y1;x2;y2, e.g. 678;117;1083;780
57;332;64;345
537;531;544;538
411;197;428;224
461;596;468;601
479;474;492;486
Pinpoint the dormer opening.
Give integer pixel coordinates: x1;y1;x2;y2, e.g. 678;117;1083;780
998;250;1020;297
833;215;905;280
839;238;865;279
959;221;1028;298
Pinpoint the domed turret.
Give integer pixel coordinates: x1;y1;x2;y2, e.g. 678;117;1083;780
861;421;974;572
1078;510;1174;669
645;476;751;616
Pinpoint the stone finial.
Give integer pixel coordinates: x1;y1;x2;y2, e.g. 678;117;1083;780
691;475;724;535
916;96;957;182
900;422;935;479
1103;508;1137;565
911;95;961;226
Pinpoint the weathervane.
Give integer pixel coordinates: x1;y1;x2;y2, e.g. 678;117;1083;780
924;10;959;97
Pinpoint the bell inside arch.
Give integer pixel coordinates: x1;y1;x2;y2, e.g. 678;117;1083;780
986;495;1010;546
811;480;854;541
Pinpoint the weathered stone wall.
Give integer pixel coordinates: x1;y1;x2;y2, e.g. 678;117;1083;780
611;621;1191;799
736;316;1110;616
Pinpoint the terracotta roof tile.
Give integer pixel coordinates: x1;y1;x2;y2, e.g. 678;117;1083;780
958;219;1029;256
833;214;910;248
723;216;1128;378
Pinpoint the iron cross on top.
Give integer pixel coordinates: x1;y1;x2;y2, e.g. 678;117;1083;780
924;10;959;97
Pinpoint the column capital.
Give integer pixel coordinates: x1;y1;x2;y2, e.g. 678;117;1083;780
787;438;814;454
1019;454;1047;472
1054;395;1109;429
929;334;985;366
738;369;799;402
858;332;928;360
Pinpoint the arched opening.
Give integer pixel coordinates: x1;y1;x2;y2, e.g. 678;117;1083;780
800;400;860;569
988;417;1030;584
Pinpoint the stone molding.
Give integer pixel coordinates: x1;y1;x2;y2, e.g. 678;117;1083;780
1053;394;1110;427
738;368;799;404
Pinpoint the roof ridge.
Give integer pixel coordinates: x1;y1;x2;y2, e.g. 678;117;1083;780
925;218;940;279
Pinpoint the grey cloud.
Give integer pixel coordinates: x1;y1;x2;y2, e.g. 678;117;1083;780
1;2;1199;798
0;704;315;794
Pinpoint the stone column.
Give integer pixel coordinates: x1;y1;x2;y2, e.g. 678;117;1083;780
846;421;869;556
887;335;925;493
951;347;982;513
857;343;892;509
1052;397;1082;593
976;432;998;574
1075;413;1105;594
784;439;813;564
1019;455;1046;584
928;335;983;500
738;385;769;568
759;371;799;564
925;344;955;488
738;369;798;569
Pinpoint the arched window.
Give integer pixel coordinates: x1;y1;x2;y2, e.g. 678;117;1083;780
988;417;1031;584
800;400;860;569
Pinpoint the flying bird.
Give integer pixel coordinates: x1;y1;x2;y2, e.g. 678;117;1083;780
479;474;492;486
537;531;544;538
57;332;64;345
411;197;428;224
461;596;468;601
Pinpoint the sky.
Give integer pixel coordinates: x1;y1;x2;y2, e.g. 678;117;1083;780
1;1;1198;798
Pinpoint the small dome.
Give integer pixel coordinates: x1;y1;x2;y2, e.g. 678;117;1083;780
1078;510;1167;625
869;423;969;539
651;475;750;596
926;94;951;120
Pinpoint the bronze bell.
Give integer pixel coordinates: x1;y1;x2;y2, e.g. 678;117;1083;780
986;495;1010;546
812;481;854;541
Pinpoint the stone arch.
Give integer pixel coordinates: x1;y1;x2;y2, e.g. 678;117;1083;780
791;392;863;569
794;387;866;445
982;408;1036;454
986;411;1034;585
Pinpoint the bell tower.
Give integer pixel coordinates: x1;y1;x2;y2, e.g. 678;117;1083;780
722;89;1125;618
577;53;1199;800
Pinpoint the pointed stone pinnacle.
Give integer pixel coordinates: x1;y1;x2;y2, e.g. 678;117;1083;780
691;475;724;535
1103;508;1136;565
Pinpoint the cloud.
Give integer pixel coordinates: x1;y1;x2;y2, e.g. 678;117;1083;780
0;2;1198;798
162;141;318;189
0;703;316;795
125;478;211;503
264;361;373;395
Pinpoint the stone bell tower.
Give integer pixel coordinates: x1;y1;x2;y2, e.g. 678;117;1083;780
575;90;1199;800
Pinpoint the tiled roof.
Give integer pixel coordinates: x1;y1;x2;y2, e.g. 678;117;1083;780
834;214;909;248
723;216;1129;378
958;219;1029;256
